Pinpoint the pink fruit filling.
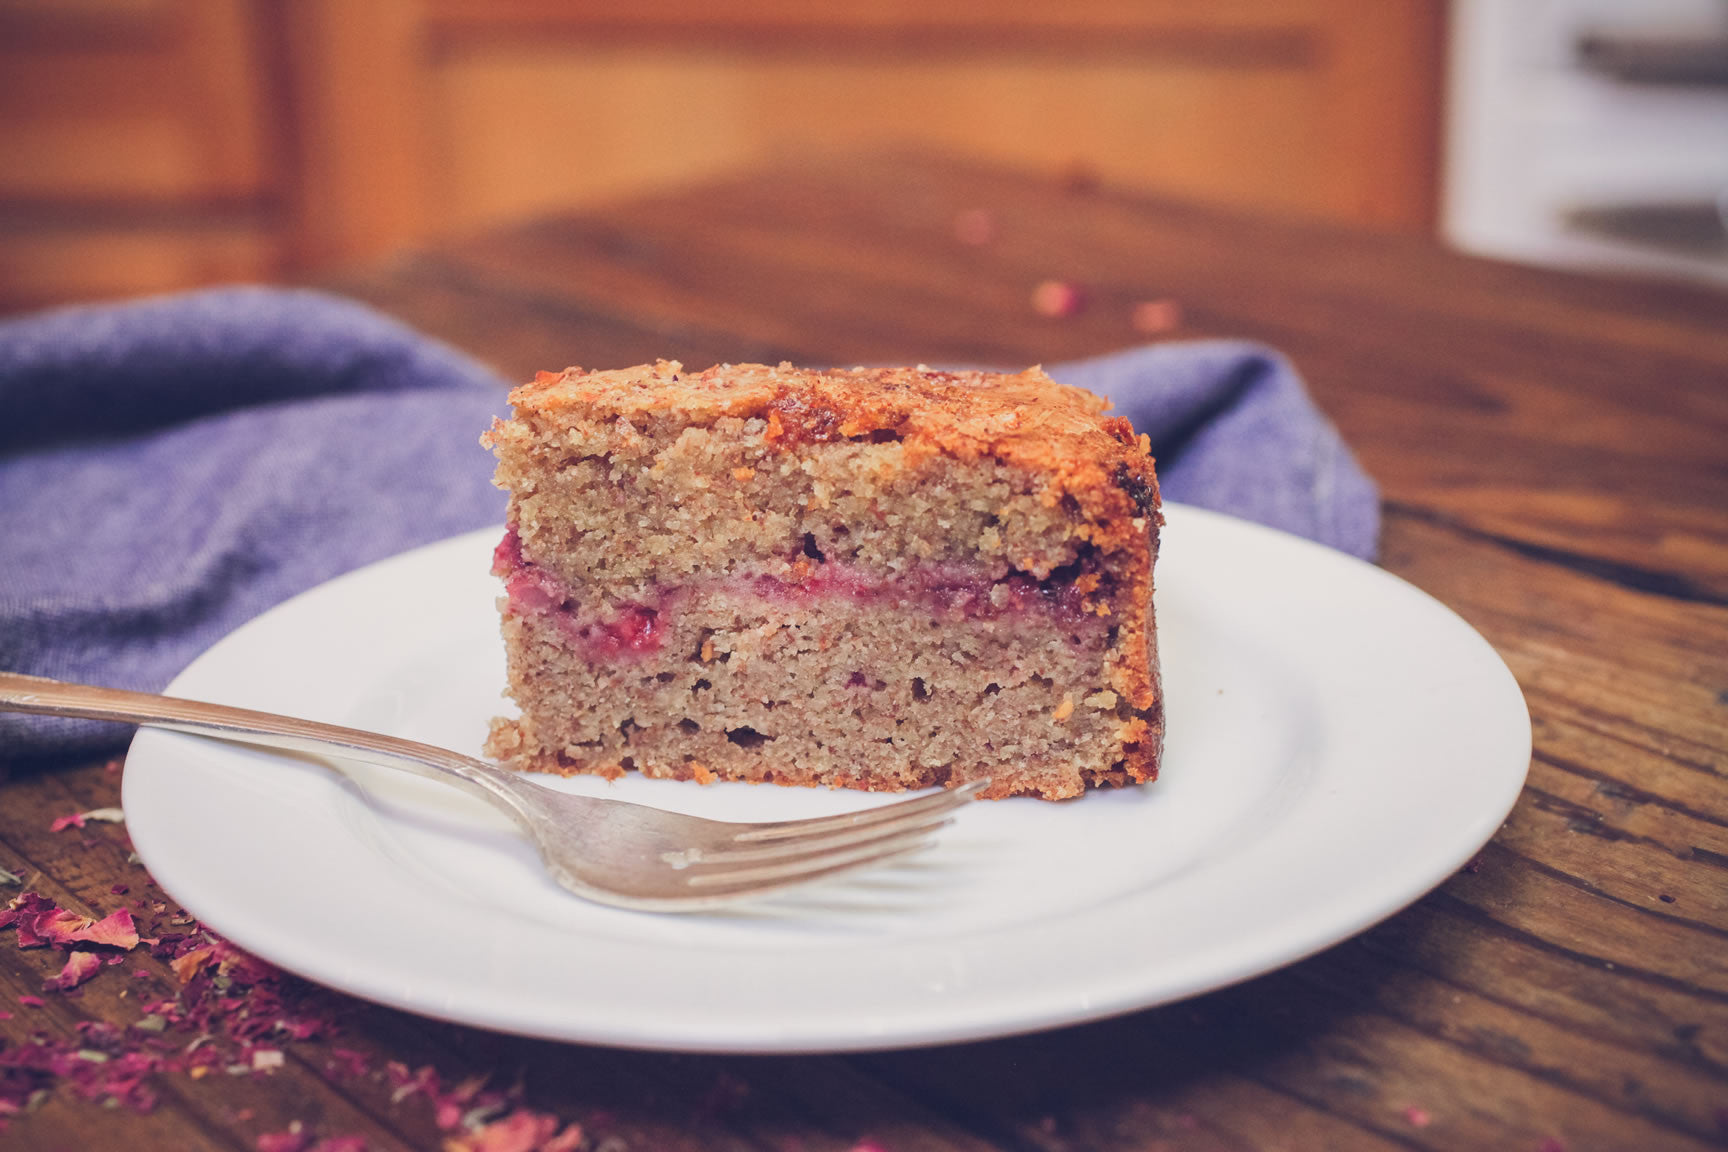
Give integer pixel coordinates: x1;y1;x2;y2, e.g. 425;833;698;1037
493;527;1107;662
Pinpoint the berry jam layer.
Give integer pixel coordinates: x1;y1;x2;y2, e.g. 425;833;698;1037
492;528;1113;665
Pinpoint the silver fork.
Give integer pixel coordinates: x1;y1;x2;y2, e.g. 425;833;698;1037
0;672;985;912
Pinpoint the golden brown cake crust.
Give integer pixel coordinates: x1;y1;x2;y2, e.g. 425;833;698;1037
505;360;1161;560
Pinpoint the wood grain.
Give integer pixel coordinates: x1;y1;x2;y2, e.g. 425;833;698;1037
265;0;437;270
6;151;1727;1150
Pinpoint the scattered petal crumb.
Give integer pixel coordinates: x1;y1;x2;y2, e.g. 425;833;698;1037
257;1124;309;1152
1537;1140;1566;1152
309;1137;367;1152
1131;297;1183;335
444;1110;579;1152
17;995;44;1007
44;951;103;991
953;208;996;245
50;808;125;832
42;908;142;950
1032;280;1086;318
1402;1106;1432;1127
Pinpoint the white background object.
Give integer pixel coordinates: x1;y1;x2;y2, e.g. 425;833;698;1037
1446;0;1728;282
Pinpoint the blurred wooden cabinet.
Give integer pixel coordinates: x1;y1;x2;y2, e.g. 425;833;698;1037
0;0;282;309
0;0;1444;312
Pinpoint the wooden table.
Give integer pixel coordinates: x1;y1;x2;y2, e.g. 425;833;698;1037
4;153;1725;1151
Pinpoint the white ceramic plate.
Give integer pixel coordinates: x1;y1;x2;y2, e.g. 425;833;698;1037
122;505;1530;1053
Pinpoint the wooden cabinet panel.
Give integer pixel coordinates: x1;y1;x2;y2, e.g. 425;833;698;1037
0;0;272;201
430;50;1338;234
1;0;1443;311
0;0;278;310
274;0;1442;272
404;0;1441;235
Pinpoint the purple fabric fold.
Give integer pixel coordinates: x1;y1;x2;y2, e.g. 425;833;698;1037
0;287;1376;759
1049;341;1379;563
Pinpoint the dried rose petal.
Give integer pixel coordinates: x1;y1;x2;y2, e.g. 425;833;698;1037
435;1099;465;1131
308;1137;367;1152
38;908;140;950
28;909;86;944
445;1111;560;1152
1031;279;1085;318
171;945;214;983
1131;298;1183;335
49;813;87;833
257;1130;310;1152
2;892;57;943
544;1123;585;1152
44;950;103;991
1402;1106;1432;1127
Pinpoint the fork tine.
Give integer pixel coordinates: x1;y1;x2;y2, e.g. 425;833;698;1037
731;777;989;842
678;843;933;903
700;807;960;865
684;826;940;890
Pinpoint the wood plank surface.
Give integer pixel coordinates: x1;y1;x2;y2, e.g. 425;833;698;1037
5;151;1727;1150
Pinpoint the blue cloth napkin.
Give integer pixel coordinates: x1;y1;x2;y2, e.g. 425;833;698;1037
0;287;1376;759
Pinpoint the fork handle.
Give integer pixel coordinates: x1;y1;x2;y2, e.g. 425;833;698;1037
0;670;520;810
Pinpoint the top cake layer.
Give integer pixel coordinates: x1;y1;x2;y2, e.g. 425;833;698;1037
503;360;1159;554
487;361;1160;593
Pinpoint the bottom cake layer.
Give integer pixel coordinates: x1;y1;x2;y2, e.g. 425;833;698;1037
486;571;1160;801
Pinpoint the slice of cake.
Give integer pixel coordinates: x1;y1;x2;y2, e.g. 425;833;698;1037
482;361;1163;800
